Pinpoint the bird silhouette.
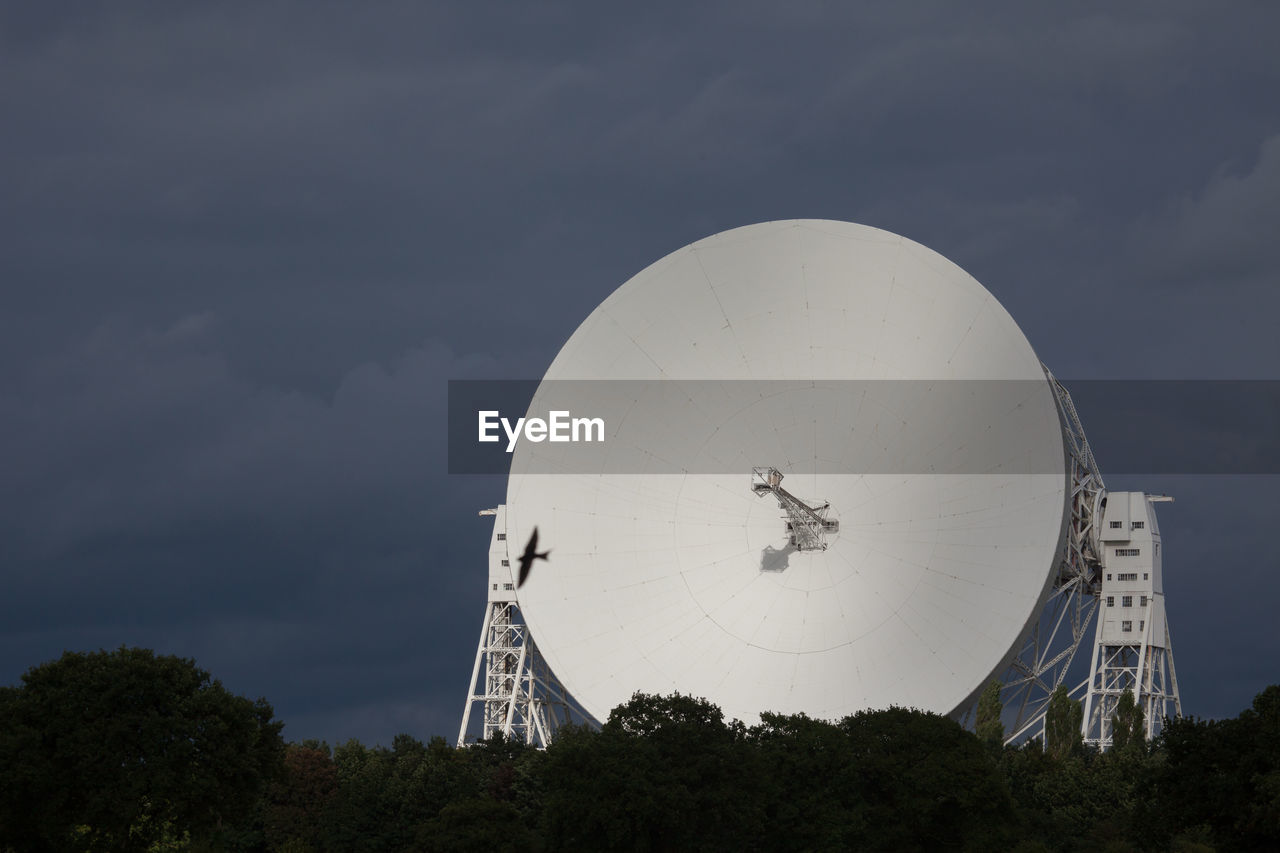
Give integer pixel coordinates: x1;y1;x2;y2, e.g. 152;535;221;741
516;527;550;588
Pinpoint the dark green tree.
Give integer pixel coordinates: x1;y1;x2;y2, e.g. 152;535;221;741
1002;732;1152;851
976;680;1006;747
315;730;539;851
0;647;284;852
1109;690;1145;754
417;797;536;852
1000;739;1062;845
748;712;864;850
264;743;339;851
839;706;1018;850
539;693;760;851
1140;685;1280;850
1237;684;1280;844
1044;685;1083;760
326;738;405;851
1138;714;1237;849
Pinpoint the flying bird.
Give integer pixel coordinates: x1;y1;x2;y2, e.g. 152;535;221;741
516;527;550;588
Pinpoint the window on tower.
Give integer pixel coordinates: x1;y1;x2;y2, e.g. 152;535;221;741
1122;595;1133;607
1122;620;1133;632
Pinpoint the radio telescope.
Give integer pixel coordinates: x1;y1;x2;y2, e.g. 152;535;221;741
458;220;1179;745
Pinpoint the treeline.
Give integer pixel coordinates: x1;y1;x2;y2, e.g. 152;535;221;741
2;649;1279;852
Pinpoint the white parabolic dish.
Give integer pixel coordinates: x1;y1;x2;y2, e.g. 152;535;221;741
506;220;1068;725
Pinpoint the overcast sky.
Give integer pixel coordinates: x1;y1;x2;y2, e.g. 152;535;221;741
3;2;1278;746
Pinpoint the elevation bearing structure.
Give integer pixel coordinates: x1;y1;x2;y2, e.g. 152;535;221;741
995;368;1182;747
457;506;584;747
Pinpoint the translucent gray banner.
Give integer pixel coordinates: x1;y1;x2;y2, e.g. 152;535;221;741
447;380;1280;475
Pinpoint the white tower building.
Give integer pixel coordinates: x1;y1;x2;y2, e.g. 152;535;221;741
457;506;581;747
1082;492;1182;746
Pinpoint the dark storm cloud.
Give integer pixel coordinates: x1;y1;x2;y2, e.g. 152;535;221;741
1130;134;1280;289
2;2;1278;743
0;306;501;738
0;315;487;548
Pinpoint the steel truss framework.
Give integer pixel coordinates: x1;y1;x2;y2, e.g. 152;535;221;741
457;598;583;748
993;366;1107;744
1081;640;1182;747
751;466;840;551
